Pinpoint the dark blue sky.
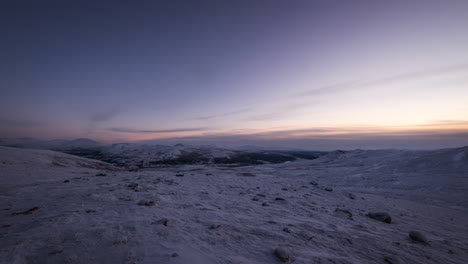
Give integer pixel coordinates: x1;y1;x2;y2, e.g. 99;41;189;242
1;0;468;149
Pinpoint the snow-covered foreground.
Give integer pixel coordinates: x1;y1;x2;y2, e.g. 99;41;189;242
1;146;467;264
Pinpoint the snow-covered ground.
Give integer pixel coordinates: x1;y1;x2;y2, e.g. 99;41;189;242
1;146;467;263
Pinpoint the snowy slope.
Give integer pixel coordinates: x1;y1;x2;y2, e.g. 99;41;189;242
276;147;468;208
1;147;467;264
0;138;101;150
0;146;118;188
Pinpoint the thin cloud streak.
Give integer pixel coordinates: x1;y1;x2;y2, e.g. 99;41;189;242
108;127;211;134
245;102;318;121
136;120;468;145
191;108;251;120
301;63;468;96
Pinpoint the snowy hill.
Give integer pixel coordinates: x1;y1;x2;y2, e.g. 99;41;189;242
0;146;118;187
0;137;101;150
277;146;468;208
0;138;326;167
0;146;467;263
309;146;468;174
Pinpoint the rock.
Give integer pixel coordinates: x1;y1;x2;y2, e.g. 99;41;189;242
335;208;353;220
274;248;291;262
128;166;139;172
49;246;64;255
128;183;138;188
127;183;142;192
310;181;318;186
137;200;155;206
63;179;70;183
159;218;169;226
12;206;40;216
282;227;291;233
209;224;221;230
171;253;179;257
175;174;184;177
324;187;333;192
252;197;260;201
239;172;255;177
298;232;314;241
2;224;12;228
345;192;356;200
367;212;392;224
96;172;107;176
409;231;429;244
256;194;266;197
281;188;288;191
85;209;96;213
275;197;285;201
384;256;398;264
262;202;269;206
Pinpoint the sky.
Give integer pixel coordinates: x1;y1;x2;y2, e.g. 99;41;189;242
1;0;468;149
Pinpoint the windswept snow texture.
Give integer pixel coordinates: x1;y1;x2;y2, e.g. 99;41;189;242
1;146;467;263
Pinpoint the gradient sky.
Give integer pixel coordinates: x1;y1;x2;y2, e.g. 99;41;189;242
1;0;468;149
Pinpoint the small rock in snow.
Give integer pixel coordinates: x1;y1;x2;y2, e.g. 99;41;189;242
367;212;392;224
158;218;170;226
137;200;155;206
171;253;179;257
209;224;221;230
128;166;139;172
175;174;184;177
281;188;288;191
252;197;260;201
128;183;142;192
262;202;269;206
49;246;64;255
239;172;255;177
282;227;291;233
384;256;398;264
324;187;333;192
275;197;286;201
127;183;138;188
310;181;318;186
409;231;429;244
274;247;291;262
63;179;70;183
335;208;353;220
12;206;40;216
345;192;356;199
85;209;96;213
96;172;107;176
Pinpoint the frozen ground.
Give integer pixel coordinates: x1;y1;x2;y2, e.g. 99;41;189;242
1;146;467;263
